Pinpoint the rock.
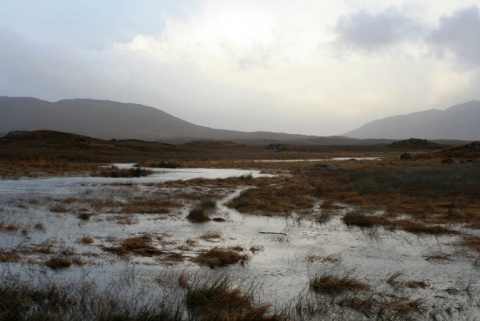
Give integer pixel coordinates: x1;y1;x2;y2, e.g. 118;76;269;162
441;158;454;164
400;153;411;160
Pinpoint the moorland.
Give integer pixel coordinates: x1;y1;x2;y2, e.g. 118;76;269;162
1;130;480;321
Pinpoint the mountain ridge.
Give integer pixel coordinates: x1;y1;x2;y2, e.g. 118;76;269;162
344;100;480;140
1;96;478;143
0;96;369;145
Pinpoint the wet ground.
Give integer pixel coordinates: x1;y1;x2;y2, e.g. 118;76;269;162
1;165;479;319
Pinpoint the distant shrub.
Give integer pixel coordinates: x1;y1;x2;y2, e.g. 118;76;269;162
150;161;179;168
99;166;152;178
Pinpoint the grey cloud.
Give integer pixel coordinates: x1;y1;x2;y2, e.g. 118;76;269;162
334;8;422;50
427;6;480;68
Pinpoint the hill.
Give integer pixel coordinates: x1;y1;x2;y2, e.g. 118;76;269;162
0;96;334;144
344;100;480;140
0;130;181;163
387;138;442;149
418;141;480;160
0;96;404;145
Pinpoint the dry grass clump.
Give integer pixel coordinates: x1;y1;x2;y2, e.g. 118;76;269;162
34;223;46;231
77;212;94;220
304;253;340;264
195;247;250;268
44;256;73;269
396;220;458;235
342;210;390;228
80;235;94;244
163;252;186;263
103;235;163;256
0;275;184;321
199;231;222;240
0;248;21;262
337;294;424;320
342;210;458;235
121;197;182;214
185;278;282;321
228;178;315;216
386;272;429;289
97;166;153;178
310;274;370;295
0;222;19;232
249;245;264;254
187;199;216;223
50;205;69;213
458;235;480;252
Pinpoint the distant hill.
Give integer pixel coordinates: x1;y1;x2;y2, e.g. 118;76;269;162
416;141;480;160
0;130;181;162
387;138;442;149
344;100;480;140
0;96;390;145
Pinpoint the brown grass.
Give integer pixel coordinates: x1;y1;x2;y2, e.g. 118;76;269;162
0;248;21;262
199;231;222;240
96;166;153;178
185;278;282;321
342;210;391;228
121;197;182;214
80;235;94;244
397;220;458;235
195;247;250;268
228;178;315;216
337;294;424;319
187;199;216;223
44;256;73;269
310;274;370;295
386;272;429;289
103;235;163;256
458;235;480;252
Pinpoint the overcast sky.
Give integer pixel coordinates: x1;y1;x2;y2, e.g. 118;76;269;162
1;1;480;135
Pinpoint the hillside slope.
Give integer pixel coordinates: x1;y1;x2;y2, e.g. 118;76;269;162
344;100;480;140
0;97;332;143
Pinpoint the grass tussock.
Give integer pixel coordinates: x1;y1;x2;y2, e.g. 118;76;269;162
342;210;390;228
44;256;73;269
103;235;163;256
0;276;183;321
187;199;216;223
310;274;370;295
199;231;222;240
0;248;21;262
195;247;250;268
80;235;94;244
396;220;458;235
185;278;283;321
228;179;314;216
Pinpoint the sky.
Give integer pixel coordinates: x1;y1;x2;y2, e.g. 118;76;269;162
1;1;480;136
